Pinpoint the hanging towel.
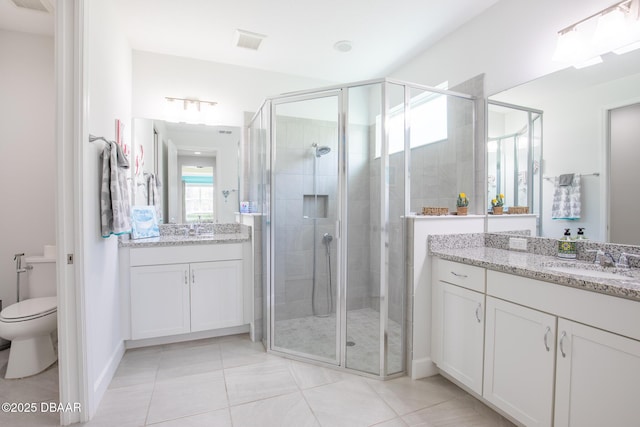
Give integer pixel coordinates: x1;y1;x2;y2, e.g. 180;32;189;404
552;175;581;220
146;173;162;222
558;173;574;186
100;141;132;237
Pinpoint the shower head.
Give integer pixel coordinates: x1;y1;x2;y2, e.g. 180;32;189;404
315;145;331;157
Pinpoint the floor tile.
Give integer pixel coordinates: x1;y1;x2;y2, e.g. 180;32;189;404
224;358;298;406
366;375;465;416
83;382;154;427
230;391;319;427
146;408;232;426
156;342;222;380
146;371;228;424
288;359;347;390
402;395;515;427
219;335;274;368
303;377;397;427
0;361;59;403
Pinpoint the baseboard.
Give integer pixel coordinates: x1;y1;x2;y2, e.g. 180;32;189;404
125;324;250;349
91;340;125;417
411;357;438;379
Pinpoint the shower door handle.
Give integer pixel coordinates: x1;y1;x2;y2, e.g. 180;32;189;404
336;220;341;239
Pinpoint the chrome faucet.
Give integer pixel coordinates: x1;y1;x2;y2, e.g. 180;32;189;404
617;252;640;268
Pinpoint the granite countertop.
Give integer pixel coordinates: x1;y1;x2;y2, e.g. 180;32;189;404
119;223;251;248
431;242;640;302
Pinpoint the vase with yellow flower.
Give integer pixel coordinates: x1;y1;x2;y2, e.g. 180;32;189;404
456;192;469;215
491;193;504;215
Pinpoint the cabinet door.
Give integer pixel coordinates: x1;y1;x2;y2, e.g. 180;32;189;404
130;264;190;339
190;260;243;332
484;296;556;427
554;319;640;427
434;281;485;395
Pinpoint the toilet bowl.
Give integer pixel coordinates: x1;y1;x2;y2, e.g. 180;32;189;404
0;254;57;379
0;297;57;378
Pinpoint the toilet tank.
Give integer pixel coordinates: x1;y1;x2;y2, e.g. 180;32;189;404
24;256;57;298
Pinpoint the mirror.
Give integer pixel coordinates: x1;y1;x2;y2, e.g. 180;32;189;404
132;119;240;224
488;49;640;243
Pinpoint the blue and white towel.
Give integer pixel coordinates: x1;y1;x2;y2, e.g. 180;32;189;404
551;174;581;220
101;141;132;237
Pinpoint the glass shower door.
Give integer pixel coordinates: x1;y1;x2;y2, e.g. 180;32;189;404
270;92;341;364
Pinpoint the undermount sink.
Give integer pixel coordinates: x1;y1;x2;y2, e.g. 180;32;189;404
544;264;633;280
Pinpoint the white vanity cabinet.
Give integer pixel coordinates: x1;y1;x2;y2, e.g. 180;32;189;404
486;269;640;427
554;319;640;427
483;296;556;426
432;259;485;395
122;243;249;341
432;258;640;427
130;264;191;339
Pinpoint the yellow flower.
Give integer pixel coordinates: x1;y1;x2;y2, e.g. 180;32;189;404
492;198;497;204
460;192;466;198
499;193;504;199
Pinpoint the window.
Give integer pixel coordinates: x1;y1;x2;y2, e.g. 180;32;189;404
182;166;214;222
375;83;448;157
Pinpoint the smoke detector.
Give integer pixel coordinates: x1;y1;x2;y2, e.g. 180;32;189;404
10;0;53;13
333;40;353;53
234;29;267;51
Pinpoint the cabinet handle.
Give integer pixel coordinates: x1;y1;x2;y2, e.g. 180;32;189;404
184;271;188;284
192;270;195;284
544;326;551;352
451;271;468;278
559;331;568;358
475;303;482;323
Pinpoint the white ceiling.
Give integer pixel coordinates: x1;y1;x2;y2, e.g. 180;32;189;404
1;0;500;82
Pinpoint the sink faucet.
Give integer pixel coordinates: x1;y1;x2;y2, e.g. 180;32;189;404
617;252;640;268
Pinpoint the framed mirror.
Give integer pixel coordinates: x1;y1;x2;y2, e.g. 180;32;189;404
132;119;241;224
488;48;640;243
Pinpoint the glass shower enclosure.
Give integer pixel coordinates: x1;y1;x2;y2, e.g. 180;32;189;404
247;78;476;377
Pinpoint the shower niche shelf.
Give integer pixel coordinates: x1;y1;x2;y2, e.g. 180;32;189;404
303;194;328;219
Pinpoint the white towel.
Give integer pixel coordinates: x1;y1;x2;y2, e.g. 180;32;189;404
101;141;132;237
551;175;581;220
147;173;162;222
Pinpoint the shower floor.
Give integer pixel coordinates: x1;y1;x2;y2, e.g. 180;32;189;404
273;307;403;375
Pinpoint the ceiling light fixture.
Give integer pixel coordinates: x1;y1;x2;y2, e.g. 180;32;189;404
333;40;353;53
553;0;640;68
164;97;217;124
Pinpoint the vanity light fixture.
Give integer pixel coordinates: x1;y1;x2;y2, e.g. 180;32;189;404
553;0;640;68
164;97;217;124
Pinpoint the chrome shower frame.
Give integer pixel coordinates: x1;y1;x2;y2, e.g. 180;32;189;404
250;77;476;379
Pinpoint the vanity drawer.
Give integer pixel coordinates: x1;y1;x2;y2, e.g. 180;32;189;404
436;259;485;293
130;243;243;266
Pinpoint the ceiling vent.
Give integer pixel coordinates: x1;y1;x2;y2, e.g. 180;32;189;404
234;29;267;51
10;0;53;13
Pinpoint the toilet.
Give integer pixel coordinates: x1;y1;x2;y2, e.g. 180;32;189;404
0;255;57;379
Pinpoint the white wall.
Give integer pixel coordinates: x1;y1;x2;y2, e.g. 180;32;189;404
84;0;131;416
0;30;55;310
132;50;334;127
391;0;616;96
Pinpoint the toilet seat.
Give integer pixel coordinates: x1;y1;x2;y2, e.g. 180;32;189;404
0;297;57;323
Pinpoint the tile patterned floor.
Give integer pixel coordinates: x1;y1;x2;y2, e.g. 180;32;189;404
0;348;60;426
0;335;516;426
274;308;403;375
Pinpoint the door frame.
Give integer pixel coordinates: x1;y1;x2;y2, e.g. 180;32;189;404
55;0;90;424
268;89;344;366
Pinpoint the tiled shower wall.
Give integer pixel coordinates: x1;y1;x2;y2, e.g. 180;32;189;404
273;115;340;321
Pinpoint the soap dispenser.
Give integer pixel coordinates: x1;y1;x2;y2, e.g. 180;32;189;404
576;228;588;240
558;228;577;259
